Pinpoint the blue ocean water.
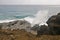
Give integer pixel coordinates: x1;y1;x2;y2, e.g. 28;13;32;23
0;5;60;20
0;5;38;20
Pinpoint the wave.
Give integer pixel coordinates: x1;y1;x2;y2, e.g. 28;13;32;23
0;19;23;23
0;20;15;23
0;10;49;27
24;17;34;24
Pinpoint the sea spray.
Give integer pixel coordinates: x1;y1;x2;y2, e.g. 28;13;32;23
32;10;49;27
29;10;49;35
24;17;34;24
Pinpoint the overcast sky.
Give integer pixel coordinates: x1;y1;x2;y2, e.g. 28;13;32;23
0;0;60;5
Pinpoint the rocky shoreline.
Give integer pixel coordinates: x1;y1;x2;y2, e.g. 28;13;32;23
0;13;60;40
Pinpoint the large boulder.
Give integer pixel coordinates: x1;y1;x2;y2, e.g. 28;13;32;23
47;13;60;27
46;13;60;35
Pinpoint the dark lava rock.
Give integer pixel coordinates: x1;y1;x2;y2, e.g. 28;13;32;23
55;13;60;24
47;13;60;27
46;13;60;35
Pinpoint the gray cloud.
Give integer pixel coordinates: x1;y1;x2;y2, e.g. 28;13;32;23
0;0;60;5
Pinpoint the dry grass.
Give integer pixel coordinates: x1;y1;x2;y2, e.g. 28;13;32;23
0;29;60;40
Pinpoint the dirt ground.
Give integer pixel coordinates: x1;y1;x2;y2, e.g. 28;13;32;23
0;29;60;40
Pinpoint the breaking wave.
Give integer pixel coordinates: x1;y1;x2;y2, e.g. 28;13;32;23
24;10;48;26
0;10;49;26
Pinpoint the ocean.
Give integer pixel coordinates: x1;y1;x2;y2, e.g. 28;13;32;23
0;5;60;25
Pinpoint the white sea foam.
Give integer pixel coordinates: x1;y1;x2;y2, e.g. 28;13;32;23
24;17;34;24
0;20;15;23
0;19;23;23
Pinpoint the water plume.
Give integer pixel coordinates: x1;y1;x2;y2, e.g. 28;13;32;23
32;10;48;26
